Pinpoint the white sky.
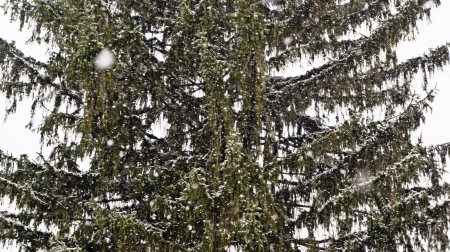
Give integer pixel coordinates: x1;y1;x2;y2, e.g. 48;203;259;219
0;2;449;252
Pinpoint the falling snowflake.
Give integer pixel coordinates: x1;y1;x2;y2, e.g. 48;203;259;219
95;49;115;70
283;37;293;46
422;1;434;10
107;139;114;146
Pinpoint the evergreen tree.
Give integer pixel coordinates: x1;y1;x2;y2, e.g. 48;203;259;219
0;0;449;251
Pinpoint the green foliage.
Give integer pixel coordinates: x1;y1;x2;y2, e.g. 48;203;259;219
0;0;450;251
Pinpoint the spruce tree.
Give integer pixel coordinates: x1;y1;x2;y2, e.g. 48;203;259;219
0;0;449;251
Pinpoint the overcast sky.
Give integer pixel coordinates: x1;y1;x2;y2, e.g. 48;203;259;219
0;2;449;251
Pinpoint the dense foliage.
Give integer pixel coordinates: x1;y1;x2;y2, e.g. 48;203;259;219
1;0;450;251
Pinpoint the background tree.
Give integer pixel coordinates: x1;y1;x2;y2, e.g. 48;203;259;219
0;0;449;251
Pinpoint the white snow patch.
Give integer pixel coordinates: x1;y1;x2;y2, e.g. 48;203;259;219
75;132;83;140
